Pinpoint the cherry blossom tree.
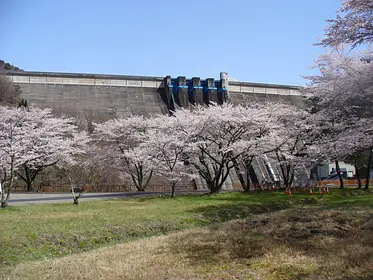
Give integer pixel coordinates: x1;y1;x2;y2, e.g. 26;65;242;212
315;2;373;188
302;111;349;188
169;103;297;194
92;116;154;192
264;108;315;189
332;119;373;187
315;1;373;189
320;0;373;49
0;106;88;208
21;125;88;193
174;105;245;193
146;115;190;197
306;51;373;120
233;149;261;192
229;103;305;191
311;0;373;188
306;50;373;188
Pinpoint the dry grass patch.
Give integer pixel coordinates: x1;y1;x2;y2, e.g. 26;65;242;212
1;230;217;280
37;211;93;219
3;207;373;280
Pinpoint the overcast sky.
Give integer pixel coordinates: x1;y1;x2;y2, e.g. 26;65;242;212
1;0;342;85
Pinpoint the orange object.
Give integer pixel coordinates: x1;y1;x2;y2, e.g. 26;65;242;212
285;187;292;195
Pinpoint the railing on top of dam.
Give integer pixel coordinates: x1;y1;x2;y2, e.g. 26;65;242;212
5;71;304;96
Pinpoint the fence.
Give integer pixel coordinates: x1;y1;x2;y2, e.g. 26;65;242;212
317;179;373;187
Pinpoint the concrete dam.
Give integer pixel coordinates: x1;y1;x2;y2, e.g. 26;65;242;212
6;70;306;191
6;71;305;123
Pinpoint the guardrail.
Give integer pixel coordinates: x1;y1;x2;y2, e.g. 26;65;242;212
6;71;303;96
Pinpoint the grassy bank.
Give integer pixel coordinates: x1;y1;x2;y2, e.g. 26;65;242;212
0;189;372;279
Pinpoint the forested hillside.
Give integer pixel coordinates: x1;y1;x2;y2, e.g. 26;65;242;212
0;60;23;71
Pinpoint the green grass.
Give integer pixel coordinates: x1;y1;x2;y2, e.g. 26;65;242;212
0;189;372;273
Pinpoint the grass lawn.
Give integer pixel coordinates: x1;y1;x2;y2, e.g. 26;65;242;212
0;189;372;279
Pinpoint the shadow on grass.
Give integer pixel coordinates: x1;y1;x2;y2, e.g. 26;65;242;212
168;196;373;279
0;220;184;267
320;189;373;209
187;194;321;224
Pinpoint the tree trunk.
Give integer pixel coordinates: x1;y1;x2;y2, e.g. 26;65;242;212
364;148;372;190
1;184;10;208
207;181;218;194
1;157;15;208
131;167;152;192
1;183;12;208
26;181;33;192
244;169;251;192
198;160;231;194
335;160;344;189
281;163;292;189
355;156;362;189
0;189;5;208
244;158;253;192
289;171;295;188
73;197;79;205
19;164;55;193
71;185;82;205
216;166;231;193
210;186;220;194
171;183;176;198
203;169;223;194
25;166;33;192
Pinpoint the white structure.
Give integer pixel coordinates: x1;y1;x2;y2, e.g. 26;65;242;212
314;162;355;180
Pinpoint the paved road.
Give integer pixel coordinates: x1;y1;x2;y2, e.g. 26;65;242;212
8;192;164;206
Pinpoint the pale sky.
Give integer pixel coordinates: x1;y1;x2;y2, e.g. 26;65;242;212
1;0;342;85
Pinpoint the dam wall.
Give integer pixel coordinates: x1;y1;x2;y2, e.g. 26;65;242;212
6;71;305;123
